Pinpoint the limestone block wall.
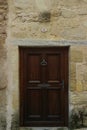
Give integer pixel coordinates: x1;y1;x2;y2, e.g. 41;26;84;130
4;0;87;130
70;46;87;129
8;0;87;40
0;0;8;129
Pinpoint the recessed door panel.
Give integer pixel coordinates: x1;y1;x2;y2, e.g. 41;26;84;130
27;54;41;82
47;89;61;116
26;89;42;120
47;54;61;82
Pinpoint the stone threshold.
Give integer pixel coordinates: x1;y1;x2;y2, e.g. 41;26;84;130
19;127;87;130
19;127;68;130
74;128;87;130
6;39;87;46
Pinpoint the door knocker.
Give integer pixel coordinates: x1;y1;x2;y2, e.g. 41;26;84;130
40;59;47;66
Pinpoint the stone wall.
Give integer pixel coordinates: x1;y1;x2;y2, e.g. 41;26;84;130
7;0;87;40
0;0;8;130
70;46;87;129
4;0;87;130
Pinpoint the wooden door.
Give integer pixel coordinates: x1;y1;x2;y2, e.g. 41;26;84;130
19;47;69;127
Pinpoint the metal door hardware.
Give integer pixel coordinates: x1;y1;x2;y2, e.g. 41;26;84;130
60;80;64;89
40;59;47;66
38;83;50;88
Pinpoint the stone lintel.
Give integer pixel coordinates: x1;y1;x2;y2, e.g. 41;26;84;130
6;39;87;46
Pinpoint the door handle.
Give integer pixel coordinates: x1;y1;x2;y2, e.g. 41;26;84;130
38;83;50;88
60;80;64;89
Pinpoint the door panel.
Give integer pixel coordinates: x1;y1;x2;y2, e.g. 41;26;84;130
27;54;41;82
19;47;69;126
47;89;61;116
47;54;61;82
26;89;42;120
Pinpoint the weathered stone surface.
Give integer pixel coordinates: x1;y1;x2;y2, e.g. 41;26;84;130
61;9;76;18
0;114;6;130
70;63;76;80
71;50;83;62
0;0;8;130
7;0;87;40
74;128;87;130
19;127;68;130
70;80;76;91
0;0;8;39
76;81;83;92
83;47;87;62
0;44;7;89
70;92;87;105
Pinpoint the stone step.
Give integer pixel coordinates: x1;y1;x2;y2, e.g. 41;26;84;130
74;128;87;130
20;127;87;130
20;127;68;130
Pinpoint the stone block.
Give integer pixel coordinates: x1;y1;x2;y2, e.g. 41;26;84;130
17;12;38;22
83;50;87;62
70;50;83;62
83;81;87;91
70;63;76;80
70;91;87;105
19;127;68;130
76;63;87;84
57;17;80;28
70;79;76;91
58;0;85;7
61;9;76;18
51;9;61;17
76;81;83;92
84;72;87;81
61;27;86;40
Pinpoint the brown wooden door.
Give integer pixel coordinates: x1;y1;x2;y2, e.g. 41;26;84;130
19;47;69;127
